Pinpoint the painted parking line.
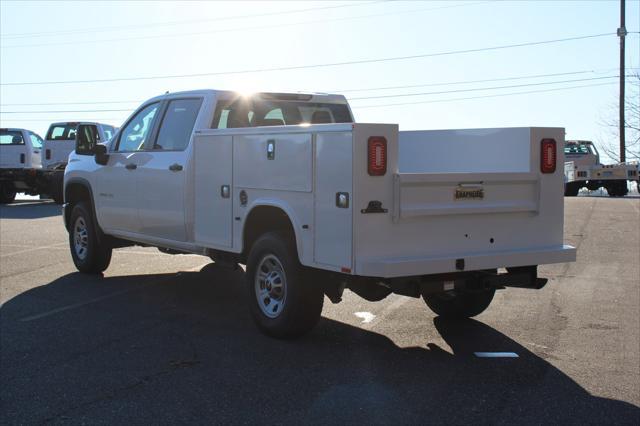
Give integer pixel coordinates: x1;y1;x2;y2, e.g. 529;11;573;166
354;311;376;323
0;242;68;258
474;352;519;358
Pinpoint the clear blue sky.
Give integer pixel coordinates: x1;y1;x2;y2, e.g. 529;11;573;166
1;1;638;161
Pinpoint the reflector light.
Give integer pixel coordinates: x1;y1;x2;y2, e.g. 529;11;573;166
540;139;556;174
368;136;387;176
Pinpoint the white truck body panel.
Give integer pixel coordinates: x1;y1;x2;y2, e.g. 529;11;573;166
64;90;575;280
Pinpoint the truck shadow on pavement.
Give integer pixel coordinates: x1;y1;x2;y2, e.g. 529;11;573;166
1;263;638;425
0;200;60;219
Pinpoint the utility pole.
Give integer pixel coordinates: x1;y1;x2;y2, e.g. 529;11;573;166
618;0;627;162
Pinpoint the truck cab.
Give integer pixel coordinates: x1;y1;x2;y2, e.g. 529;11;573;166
43;121;116;170
0;128;44;203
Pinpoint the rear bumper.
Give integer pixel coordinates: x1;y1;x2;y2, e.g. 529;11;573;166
357;245;576;278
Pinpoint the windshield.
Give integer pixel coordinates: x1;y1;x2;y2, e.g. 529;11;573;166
564;144;590;155
212;98;353;129
46;123;78;141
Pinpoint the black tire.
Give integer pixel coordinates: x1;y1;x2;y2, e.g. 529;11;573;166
606;181;627;197
51;173;64;204
246;232;324;338
564;182;579;197
0;182;17;204
68;202;112;274
423;289;495;319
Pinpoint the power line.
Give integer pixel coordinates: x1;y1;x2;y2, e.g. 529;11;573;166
1;109;132;114
0;100;142;107
348;75;626;101
0;82;617;121
0;1;385;39
0;118;122;122
1;68;625;106
3;75;634;115
0;32;615;87
1;1;490;49
335;69;624;93
354;81;619;109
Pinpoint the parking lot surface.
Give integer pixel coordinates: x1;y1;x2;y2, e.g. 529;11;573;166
1;196;639;425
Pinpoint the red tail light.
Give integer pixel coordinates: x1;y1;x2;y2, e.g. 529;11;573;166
540;139;556;174
368;136;387;176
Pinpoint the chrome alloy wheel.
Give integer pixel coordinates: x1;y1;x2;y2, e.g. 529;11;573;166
255;254;287;318
73;216;89;260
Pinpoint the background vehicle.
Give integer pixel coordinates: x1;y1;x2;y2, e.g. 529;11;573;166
43;121;116;170
563;140;638;197
0;128;44;203
63;90;576;338
40;121;116;203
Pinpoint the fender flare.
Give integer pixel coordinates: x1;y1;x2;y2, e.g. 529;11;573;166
242;198;305;262
64;177;98;231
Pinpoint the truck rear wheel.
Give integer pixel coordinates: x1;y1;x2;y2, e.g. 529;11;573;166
246;232;324;338
69;202;112;274
0;182;17;204
564;182;579;197
423;289;495;319
51;172;64;204
606;180;628;197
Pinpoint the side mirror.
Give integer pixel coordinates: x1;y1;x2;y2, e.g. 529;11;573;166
75;124;98;156
94;144;109;166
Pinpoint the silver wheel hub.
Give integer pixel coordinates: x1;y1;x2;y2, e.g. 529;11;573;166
255;254;287;318
73;217;89;260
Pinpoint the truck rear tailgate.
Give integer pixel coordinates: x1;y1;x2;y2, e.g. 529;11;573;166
351;125;575;278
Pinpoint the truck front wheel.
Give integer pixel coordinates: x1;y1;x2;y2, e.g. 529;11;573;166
423;289;495;319
69;202;112;274
246;232;324;338
0;182;17;204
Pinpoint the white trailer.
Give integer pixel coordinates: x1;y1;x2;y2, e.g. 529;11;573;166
63;90;576;338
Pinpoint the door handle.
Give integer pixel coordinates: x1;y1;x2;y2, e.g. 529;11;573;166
169;163;183;172
125;163;137;170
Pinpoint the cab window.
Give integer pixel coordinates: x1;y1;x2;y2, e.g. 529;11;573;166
212;98;353;129
153;98;202;151
564;144;589;154
0;130;24;145
102;125;116;141
116;103;159;152
46;124;77;141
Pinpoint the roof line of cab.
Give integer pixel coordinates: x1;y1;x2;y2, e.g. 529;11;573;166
144;89;349;105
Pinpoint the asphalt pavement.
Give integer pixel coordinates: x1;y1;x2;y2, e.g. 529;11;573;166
1;196;639;425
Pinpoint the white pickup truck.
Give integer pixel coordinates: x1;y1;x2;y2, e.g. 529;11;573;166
564;140;638;197
1;128;44;203
43;121;116;170
63;90;576;338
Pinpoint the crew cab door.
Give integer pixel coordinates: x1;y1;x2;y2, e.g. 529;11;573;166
28;132;43;168
136;98;203;242
93;102;161;233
